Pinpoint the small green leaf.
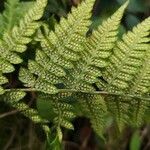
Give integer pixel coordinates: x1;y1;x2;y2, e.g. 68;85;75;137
130;131;141;150
37;99;56;120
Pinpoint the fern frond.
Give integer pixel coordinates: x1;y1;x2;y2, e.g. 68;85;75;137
0;0;20;36
86;0;128;67
60;1;128;91
1;90;52;146
13;102;47;123
5;0;148;140
129;98;149;126
76;93;107;137
0;0;34;37
38;93;76;130
59;1;128;135
0;90;47;123
1;0;47;57
18;0;129;136
0;0;47;93
126;49;150;126
130;49;150;95
0;90;26;102
105;96;131;129
102;17;150;129
19;67;58;94
40;0;94;65
103;17;150;92
14;102;52;146
105;95;150;130
37;92;76;145
19;0;95;94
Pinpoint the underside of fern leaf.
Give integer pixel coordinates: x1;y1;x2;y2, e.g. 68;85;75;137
0;0;34;37
1;90;49;136
45;1;129;94
101;16;150;129
37;92;76;138
61;1;129;136
0;0;47;94
18;0;97;140
19;0;95;94
18;0;141;136
76;93;107;137
0;0;149;146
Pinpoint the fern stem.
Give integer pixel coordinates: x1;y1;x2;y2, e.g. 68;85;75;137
4;88;150;101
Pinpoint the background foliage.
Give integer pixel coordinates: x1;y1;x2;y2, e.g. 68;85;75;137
0;0;150;149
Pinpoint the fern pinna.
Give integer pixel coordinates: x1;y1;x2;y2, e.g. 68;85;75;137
0;0;150;148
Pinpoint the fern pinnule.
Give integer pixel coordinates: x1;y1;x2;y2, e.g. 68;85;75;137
19;67;58;94
35;49;66;77
0;57;15;73
14;102;47;123
0;91;26;103
1;90;47;123
0;75;8;84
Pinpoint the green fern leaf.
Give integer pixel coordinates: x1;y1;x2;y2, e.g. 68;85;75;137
2;0;148;141
86;0;128;67
58;1;128;135
0;0;20;36
1;91;26;102
61;1;128;91
13;102;47;123
19;0;95;94
105;96;130;130
103;17;150;92
129;98;149;126
0;74;8;94
0;90;47;123
18;0;129;136
0;0;34;37
0;0;47;94
76;93;107;137
39;0;94;66
102;17;150;129
38;92;76;130
19;67;58;94
36;92;76;145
